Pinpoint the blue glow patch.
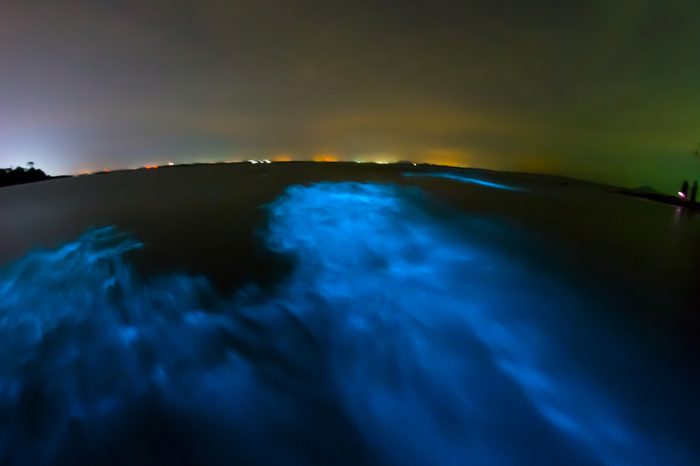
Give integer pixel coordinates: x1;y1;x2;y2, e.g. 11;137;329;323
0;183;690;465
403;171;524;191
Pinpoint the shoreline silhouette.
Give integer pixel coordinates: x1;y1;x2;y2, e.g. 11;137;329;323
0;166;52;188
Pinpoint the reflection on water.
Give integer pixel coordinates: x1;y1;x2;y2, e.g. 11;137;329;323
0;182;694;465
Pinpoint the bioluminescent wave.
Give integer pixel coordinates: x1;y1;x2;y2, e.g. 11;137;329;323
403;172;523;191
0;183;691;465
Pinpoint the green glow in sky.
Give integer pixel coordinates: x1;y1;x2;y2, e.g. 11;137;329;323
1;0;699;191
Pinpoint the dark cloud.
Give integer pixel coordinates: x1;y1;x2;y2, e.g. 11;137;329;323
1;0;698;189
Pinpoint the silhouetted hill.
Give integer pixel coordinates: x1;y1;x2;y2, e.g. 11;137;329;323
0;167;51;188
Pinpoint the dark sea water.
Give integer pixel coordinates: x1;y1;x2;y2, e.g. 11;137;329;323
0;163;698;465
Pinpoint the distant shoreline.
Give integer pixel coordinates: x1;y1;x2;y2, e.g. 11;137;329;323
0;175;70;189
615;188;700;212
3;161;694;212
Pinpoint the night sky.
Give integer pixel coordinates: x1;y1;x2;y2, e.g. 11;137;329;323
1;0;699;191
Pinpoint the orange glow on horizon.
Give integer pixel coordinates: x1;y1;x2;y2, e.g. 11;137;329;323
313;154;339;162
421;148;471;168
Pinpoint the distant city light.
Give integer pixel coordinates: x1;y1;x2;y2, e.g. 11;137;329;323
313;154;338;162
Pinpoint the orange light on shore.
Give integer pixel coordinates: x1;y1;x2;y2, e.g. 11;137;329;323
144;164;159;169
313;154;338;162
422;148;471;168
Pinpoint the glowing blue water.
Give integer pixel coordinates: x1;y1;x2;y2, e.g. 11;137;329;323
403;172;523;191
0;182;691;465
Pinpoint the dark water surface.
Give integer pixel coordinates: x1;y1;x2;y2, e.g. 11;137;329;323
0;163;698;465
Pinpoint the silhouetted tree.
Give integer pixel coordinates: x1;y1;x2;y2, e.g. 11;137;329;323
0;164;49;188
